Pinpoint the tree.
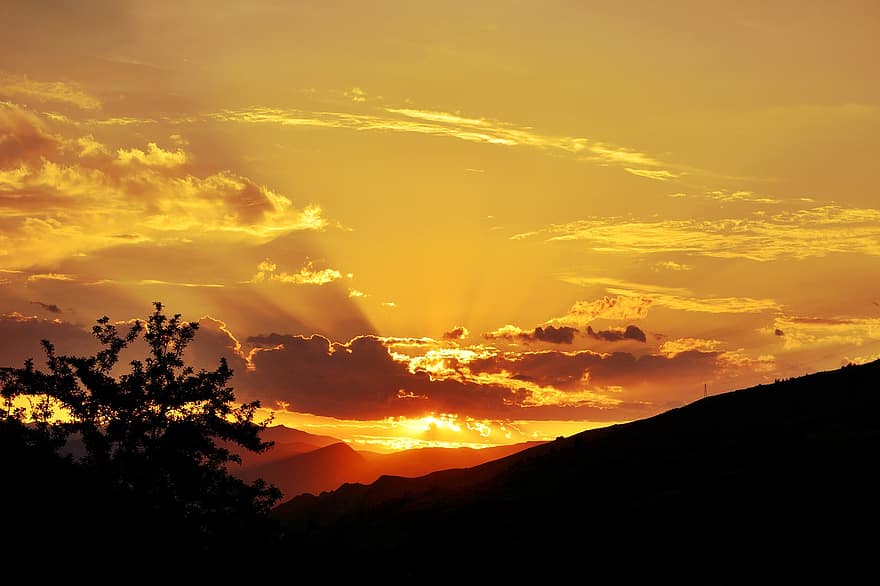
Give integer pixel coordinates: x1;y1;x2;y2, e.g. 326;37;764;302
0;302;282;573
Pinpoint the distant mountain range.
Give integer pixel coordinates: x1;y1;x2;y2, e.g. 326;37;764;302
270;359;880;583
231;425;544;499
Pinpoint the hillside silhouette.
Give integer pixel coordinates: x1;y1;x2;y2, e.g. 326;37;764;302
236;439;544;499
273;360;880;583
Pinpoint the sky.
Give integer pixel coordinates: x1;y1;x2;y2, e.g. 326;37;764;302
1;0;878;451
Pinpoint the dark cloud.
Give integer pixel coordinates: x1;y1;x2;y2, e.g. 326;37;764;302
241;334;521;419
532;325;578;344
484;325;578;344
586;325;647;343
469;349;721;392
0;313;98;369
774;329;785;336
442;326;468;341
30;301;61;314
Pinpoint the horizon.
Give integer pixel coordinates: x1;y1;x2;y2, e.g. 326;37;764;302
2;1;878;451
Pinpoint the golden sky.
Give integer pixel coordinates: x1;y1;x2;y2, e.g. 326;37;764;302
1;1;879;450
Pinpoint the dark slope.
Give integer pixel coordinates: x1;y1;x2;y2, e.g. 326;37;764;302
273;360;880;583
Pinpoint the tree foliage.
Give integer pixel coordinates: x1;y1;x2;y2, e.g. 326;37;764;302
1;302;282;571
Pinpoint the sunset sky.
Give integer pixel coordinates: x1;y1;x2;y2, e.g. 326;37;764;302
1;1;878;451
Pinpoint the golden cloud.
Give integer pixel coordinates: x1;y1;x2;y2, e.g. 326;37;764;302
115;142;187;168
770;315;880;350
251;259;346;285
560;277;781;314
549;295;653;326
517;206;880;261
0;73;101;110
211;104;671;175
0;109;327;268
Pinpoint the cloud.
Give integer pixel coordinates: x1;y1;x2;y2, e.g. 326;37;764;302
624;168;679;181
0;73;101;110
483;324;579;344
549;296;653;326
769;315;880;350
0;312;98;369
237;332;678;421
27;273;75;282
660;338;723;357
30;301;61;313
0;102;60;166
669;189;783;205
345;87;367;102
0;109;327;267
654;260;692;271
466;348;723;399
76;134;109;158
586;325;646;343
442;326;469;340
560;277;781;314
115;142;187;168
138;279;224;288
515;206;880;261
211;105;674;177
251;259;346;285
703;190;782;205
241;334;521;420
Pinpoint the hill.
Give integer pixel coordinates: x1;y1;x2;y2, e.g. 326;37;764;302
272;360;880;583
231;424;341;468
238;439;545;500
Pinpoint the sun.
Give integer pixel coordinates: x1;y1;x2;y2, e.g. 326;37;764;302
398;413;463;435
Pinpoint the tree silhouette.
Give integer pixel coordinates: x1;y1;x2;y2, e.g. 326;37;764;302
0;302;282;574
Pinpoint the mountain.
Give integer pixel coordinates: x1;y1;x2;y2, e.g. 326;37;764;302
227;424;341;469
271;360;880;583
238;439;544;500
240;442;369;498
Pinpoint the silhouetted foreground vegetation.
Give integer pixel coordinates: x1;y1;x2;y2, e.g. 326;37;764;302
1;303;281;578
275;359;880;583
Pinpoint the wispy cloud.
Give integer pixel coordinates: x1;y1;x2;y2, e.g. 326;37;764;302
660;338;723;357
559;277;781;315
210;105;676;175
138;279;224;288
514;205;880;261
0;73;101;110
27;272;75;282
624;168;679;181
769;315;880;350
